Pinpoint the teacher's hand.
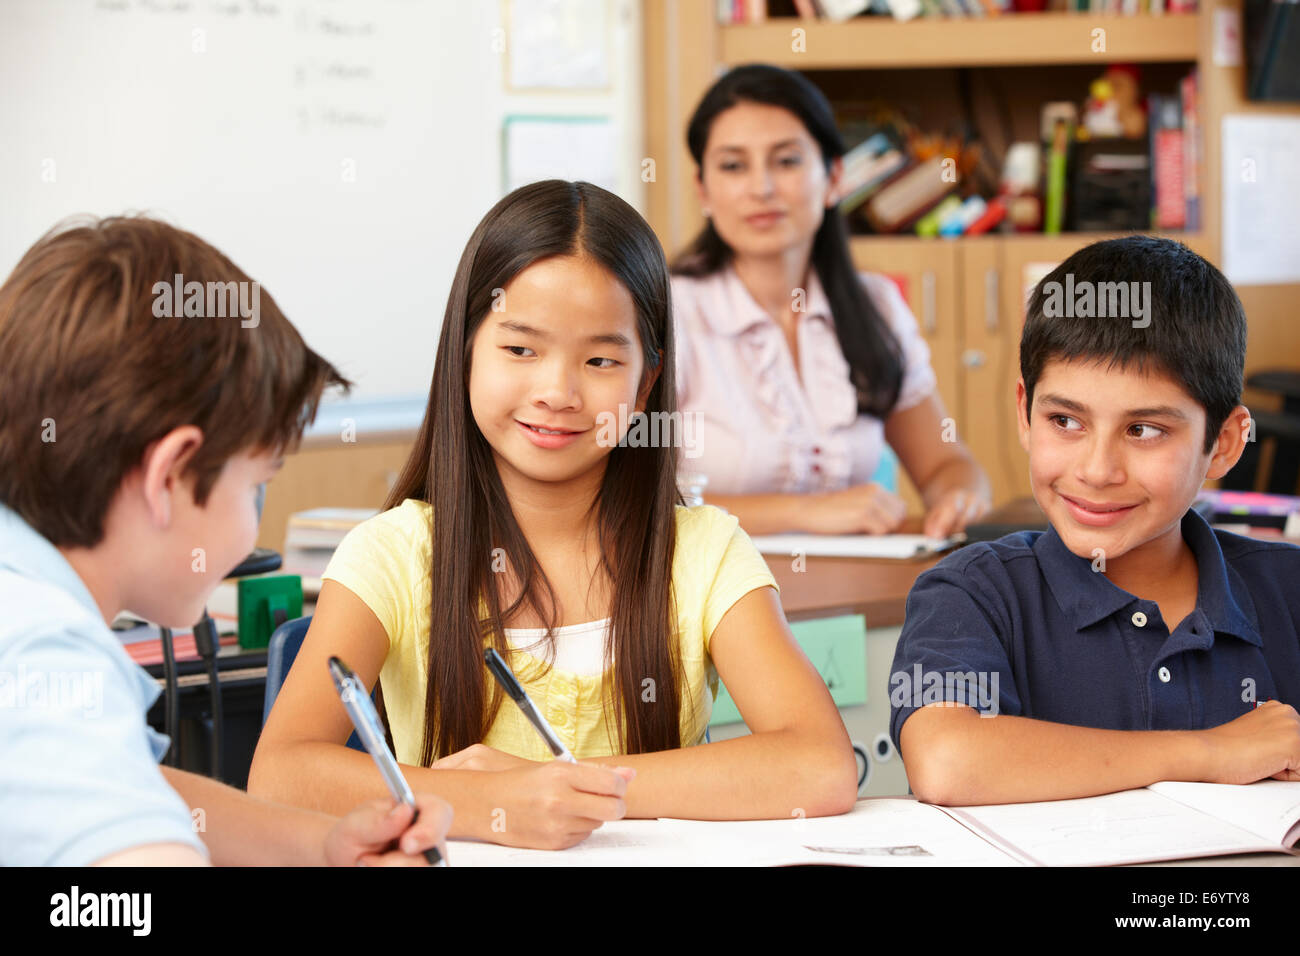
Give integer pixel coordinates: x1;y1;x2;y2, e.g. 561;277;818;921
807;483;906;534
922;488;989;539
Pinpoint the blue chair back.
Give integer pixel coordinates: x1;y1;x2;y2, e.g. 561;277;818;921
870;444;900;494
263;615;365;752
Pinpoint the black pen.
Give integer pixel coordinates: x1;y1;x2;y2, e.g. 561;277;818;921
328;656;446;866
483;647;578;762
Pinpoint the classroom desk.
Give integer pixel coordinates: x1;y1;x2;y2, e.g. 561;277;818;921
441;797;1300;867
731;525;942;797
766;550;939;628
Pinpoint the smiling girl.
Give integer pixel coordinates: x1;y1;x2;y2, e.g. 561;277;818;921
249;180;858;849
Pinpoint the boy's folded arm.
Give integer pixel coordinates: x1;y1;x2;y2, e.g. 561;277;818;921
898;704;1211;806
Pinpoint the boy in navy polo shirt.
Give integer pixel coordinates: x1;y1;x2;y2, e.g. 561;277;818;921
890;236;1300;805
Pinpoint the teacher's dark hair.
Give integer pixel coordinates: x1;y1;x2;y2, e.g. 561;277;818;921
672;63;903;417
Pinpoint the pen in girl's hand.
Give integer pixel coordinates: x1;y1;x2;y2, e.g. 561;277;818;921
328;655;447;866
484;647;578;763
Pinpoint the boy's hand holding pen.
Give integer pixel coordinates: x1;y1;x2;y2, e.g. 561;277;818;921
329;656;451;865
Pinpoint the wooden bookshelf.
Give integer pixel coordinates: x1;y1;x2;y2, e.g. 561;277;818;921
720;11;1201;69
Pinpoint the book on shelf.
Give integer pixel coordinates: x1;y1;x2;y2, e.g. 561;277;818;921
818;0;874;19
282;507;376;579
838;127;912;214
1149;92;1186;230
718;0;1193;20
862;155;957;233
1181;67;1201;231
1041;102;1077;235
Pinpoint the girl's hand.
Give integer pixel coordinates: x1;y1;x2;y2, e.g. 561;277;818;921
806;483;906;534
431;743;537;772
325;793;452;866
922;488;989;538
482;762;636;850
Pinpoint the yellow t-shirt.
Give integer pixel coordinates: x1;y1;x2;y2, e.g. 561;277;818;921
321;499;778;765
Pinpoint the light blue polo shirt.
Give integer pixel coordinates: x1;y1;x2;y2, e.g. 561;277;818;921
0;504;209;865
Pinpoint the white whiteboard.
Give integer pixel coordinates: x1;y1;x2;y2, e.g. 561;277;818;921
1221;114;1300;286
0;0;644;407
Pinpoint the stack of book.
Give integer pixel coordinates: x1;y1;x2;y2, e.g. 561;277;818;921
1149;68;1202;231
718;0;1195;21
282;507;377;591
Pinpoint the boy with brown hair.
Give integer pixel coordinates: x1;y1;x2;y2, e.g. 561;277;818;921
0;215;450;864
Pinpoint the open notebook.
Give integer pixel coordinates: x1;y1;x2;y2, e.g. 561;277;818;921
444;781;1300;867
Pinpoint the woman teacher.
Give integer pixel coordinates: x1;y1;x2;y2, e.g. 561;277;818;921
671;64;990;538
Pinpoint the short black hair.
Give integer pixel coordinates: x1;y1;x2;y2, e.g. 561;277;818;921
1020;236;1245;454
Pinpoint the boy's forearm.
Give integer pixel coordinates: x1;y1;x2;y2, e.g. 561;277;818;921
247;741;494;841
587;729;859;820
160;766;335;865
900;707;1210;805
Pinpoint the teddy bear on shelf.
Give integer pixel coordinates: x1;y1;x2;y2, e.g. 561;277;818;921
1080;64;1147;140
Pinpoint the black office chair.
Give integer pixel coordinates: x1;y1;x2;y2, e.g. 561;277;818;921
157;546;284;780
1223;370;1300;494
261;614;366;753
158;480;285;780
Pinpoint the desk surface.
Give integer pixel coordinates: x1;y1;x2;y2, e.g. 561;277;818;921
766;552;938;628
762;516;940;628
442;797;1300;868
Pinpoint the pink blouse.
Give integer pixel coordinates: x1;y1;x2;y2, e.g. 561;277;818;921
671;265;937;496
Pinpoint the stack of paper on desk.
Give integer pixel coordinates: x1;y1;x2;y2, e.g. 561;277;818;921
445;783;1300;867
747;533;963;560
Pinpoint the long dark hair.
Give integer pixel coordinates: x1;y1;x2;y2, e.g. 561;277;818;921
672;63;903;417
384;180;685;763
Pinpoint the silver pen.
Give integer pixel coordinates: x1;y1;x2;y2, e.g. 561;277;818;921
328;656;446;865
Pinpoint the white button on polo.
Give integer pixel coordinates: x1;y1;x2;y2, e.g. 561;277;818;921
1132;611;1148;627
1158;666;1171;683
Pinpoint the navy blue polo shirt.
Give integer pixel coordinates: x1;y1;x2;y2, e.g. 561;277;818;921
889;507;1300;752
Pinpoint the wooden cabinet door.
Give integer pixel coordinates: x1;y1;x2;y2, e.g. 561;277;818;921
257;439;416;552
850;237;961;512
957;236;1024;507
